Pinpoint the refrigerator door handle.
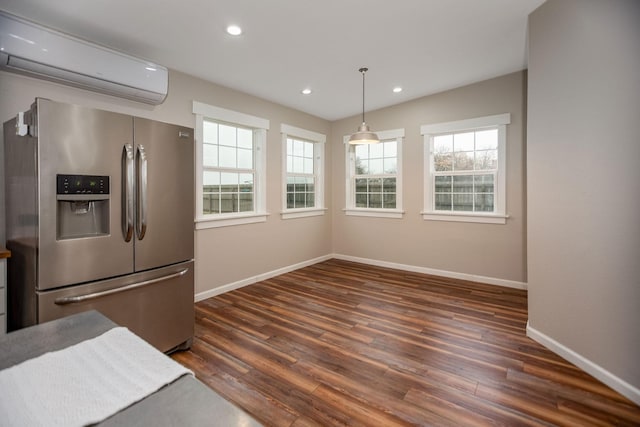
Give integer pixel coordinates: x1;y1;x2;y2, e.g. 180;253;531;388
53;268;189;305
122;144;134;242
136;144;148;240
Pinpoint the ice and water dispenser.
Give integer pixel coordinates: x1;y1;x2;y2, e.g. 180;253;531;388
56;174;110;239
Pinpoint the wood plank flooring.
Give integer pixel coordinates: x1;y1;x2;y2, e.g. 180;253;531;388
171;259;640;426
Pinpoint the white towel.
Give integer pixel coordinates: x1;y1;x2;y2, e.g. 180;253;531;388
0;327;192;426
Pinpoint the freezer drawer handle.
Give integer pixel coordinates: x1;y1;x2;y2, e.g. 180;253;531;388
136;144;148;240
54;268;189;305
122;144;135;242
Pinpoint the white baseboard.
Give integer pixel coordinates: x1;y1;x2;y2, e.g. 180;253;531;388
526;322;640;406
195;253;527;302
332;253;528;290
194;254;333;302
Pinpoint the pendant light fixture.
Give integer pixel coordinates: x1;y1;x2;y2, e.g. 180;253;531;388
348;67;379;144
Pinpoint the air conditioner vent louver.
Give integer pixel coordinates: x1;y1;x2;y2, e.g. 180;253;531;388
0;12;168;105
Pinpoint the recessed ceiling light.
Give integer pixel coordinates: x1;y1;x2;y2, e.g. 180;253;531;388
226;25;242;36
301;88;312;95
393;87;403;93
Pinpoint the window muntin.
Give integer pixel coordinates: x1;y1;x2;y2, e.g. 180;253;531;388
203;120;256;214
354;141;397;209
280;124;325;219
286;138;315;209
344;128;404;218
193;101;269;229
431;129;498;213
421;113;510;224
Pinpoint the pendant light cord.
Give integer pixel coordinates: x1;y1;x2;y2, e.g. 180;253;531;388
359;67;368;123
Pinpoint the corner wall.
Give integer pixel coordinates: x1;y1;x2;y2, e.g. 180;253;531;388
331;71;527;285
527;0;640;402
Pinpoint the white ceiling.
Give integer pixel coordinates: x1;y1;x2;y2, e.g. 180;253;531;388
0;0;545;121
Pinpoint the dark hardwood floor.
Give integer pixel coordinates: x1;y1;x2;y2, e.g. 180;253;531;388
172;259;640;426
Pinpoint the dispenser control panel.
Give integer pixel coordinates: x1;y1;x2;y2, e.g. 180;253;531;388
57;174;110;195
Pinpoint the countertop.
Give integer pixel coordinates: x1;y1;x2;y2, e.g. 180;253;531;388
0;311;262;426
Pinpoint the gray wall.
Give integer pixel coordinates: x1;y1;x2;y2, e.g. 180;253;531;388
527;0;640;398
1;68;527;296
331;71;527;285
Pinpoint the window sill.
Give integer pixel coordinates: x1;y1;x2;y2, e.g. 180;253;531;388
281;208;327;220
195;212;269;229
344;208;405;219
421;211;508;224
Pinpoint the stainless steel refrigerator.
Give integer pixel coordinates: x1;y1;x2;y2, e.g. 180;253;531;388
4;98;195;352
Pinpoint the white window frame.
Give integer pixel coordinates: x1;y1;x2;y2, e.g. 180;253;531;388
421;113;510;224
193;101;269;229
280;124;326;219
344;128;405;219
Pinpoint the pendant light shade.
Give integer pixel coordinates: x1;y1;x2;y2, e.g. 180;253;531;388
349;67;379;145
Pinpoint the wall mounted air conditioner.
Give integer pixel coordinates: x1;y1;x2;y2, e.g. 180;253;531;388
0;12;168;105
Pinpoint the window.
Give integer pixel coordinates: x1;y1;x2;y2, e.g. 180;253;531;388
421;114;510;224
281;124;326;219
344;129;404;218
193;101;269;229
